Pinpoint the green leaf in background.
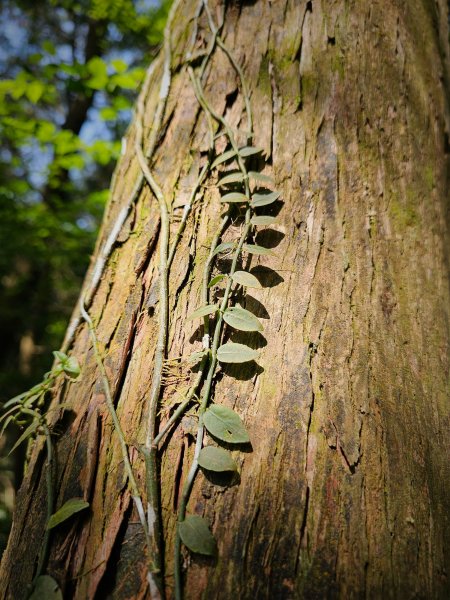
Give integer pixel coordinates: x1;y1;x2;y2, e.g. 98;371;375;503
217;342;259;364
178;515;216;555
100;107;117;121
26;81;44;104
111;58;128;73
203;405;250;444
223;307;263;332
198;446;238;472
47;498;89;530
86;56;108;90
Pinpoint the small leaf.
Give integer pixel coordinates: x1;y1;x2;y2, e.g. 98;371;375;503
251;215;276;226
218;172;245;186
29;575;63;600
243;243;274;256
219;192;249;204
231;271;261;288
217;342;259;363
47;498;89;530
53;350;68;363
9;420;39;455
3;391;28;409
223;307;263;332
187;305;218;320
238;146;262;157
0;414;14;437
211;149;236;169
251;191;281;208
208;274;227;288
212;242;236;257
63;356;80;378
198;446;238;472
178;515;216;555
26;80;44;104
203;404;250;444
248;171;274;184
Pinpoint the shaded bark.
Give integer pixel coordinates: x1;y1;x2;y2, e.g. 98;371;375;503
1;0;449;598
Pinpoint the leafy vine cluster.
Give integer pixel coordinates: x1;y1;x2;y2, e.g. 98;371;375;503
1;1;282;599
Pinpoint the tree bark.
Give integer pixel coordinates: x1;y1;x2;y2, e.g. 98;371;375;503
1;0;449;598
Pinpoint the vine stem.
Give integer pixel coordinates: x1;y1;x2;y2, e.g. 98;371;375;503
31;423;53;589
174;211;251;600
154;211;229;449
173;14;256;592
202;1;253;140
79;303;153;568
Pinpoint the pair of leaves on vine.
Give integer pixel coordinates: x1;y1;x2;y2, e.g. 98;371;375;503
219;190;280;209
218;171;274;187
210;145;262;169
188;304;261;364
188;304;261;331
178;404;250;556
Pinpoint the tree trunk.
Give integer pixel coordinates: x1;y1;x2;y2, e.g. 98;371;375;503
2;0;449;598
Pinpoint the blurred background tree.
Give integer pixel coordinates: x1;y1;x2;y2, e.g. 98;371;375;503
0;0;170;555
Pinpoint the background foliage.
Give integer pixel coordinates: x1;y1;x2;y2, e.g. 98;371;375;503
0;0;170;555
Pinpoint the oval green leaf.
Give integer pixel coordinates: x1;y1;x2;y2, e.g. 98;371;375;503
63;356;80;378
217;342;259;363
29;576;63;600
212;242;236;257
219;192;249;203
218;172;245;186
248;171;274;184
208;274;227;288
203;404;250;444
250;191;281;208
238;146;263;157
178;515;216;555
211;149;236;169
231;271;261;288
47;498;89;530
243;243;274;256
198;446;238;472
250;215;276;226
223;306;263;332
187;305;218;320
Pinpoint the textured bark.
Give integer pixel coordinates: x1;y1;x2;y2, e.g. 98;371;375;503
1;0;449;598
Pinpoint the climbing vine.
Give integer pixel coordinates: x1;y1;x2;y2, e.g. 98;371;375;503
1;1;282;598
